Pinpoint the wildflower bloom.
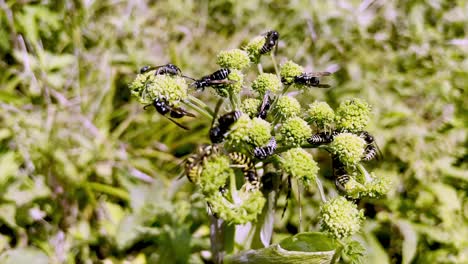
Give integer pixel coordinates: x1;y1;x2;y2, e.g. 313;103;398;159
213;69;244;97
273;95;301;121
199;156;233;195
308;101;335;129
335;98;371;132
280;60;304;85
217;49;251;70
281;148;319;184
279;117;312;147
244;35;266;63
329;133;366;166
320;197;365;239
251;73;282;95
205;189;266;225
225;115;271;152
241;98;261;118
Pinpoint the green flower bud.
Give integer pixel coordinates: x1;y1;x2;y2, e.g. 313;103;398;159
281;148;318;185
205;189;266;225
251;73;282;96
329;133;366;166
272;95;301;121
279;117;312;147
320;197;365;239
335;99;371;132
213;69;244;97
225;115;271;151
216;49;251;70
128;73;157;104
200;156;234;195
366;173;392;197
146;75;189;105
307;101;335;129
241;98;261;118
244;36;266;63
280;60;304;85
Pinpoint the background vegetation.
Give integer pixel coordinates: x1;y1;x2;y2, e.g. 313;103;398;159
0;0;466;263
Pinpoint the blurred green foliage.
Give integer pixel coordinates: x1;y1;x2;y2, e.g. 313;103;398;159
0;0;466;263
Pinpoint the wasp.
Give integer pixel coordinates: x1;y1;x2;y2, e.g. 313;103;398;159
209;110;242;144
260;30;280;55
228;152;259;190
358;131;382;161
287;72;331;88
144;97;195;130
190;68;234;91
140;63;182;76
185;145;219;183
307;131;339;145
253;137;277;160
256;91;272;120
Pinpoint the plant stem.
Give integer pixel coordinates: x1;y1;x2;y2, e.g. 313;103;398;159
315;177;327;203
257;63;264;74
210;215;225;264
357;163;373;183
188;94;214;115
270;52;280;77
184;99;213;120
86;182;129;201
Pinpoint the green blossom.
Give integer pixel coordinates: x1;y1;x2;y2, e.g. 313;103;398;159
329;133;366;166
308;101;335;129
200;156;234;195
320;197;365;239
241;98;261;118
225;115;271;151
244;36;266;63
272;95;301;121
280;60;304;85
251;73;282;95
205;189;266;225
131;74;188;106
216;49;251;70
279;117;312;147
281;148;318;185
335;99;371;132
128;73;156;104
212;69;244;97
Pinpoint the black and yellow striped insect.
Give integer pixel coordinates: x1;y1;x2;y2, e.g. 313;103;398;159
228;152;259;189
185;145;218;183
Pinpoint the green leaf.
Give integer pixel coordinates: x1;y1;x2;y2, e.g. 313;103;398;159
225;232;337;264
394;220;418;264
0;247;49;264
0;204;16;228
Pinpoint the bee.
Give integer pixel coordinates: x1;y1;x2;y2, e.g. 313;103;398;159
190;68;234;91
289;72;331;88
332;156;349;192
209;111;242;144
144;97;195;130
256;91;272;120
307;131;339;145
260;30;280;55
228;152;259;190
185;145;218;183
335;174;351;193
358;131;382;161
253;137;277;160
140;63;182;76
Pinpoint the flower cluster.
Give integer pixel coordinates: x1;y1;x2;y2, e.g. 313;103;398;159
128;31;388;241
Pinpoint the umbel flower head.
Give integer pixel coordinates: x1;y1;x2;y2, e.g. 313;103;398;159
199;156;233;195
308;101;335;129
251;73;282;95
129;73;189;105
320;196;365;239
217;49;251;70
225;115;271;152
212;69;244;97
280;60;304;85
241;98;261;118
272;95;301;121
205;189;266;225
329;133;366;166
335;98;371;132
244;35;266;63
281;148;318;185
279;117;312;147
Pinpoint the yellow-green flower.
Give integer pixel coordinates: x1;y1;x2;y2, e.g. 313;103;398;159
320;197;365;239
